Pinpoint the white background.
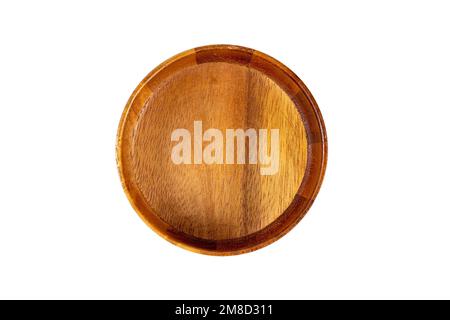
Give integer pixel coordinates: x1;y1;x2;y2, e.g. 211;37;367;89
1;1;449;299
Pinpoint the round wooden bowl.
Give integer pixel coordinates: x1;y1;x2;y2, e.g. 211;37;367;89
116;45;327;255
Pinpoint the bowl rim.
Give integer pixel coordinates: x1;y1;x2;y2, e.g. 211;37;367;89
116;44;328;255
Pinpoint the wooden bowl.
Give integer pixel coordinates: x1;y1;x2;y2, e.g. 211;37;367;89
116;45;327;255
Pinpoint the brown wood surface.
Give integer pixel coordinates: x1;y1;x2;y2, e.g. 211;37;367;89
116;45;327;255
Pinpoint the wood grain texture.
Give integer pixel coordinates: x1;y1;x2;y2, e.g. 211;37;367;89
116;45;327;255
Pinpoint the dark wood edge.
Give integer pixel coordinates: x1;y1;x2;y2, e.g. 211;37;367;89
116;44;327;255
